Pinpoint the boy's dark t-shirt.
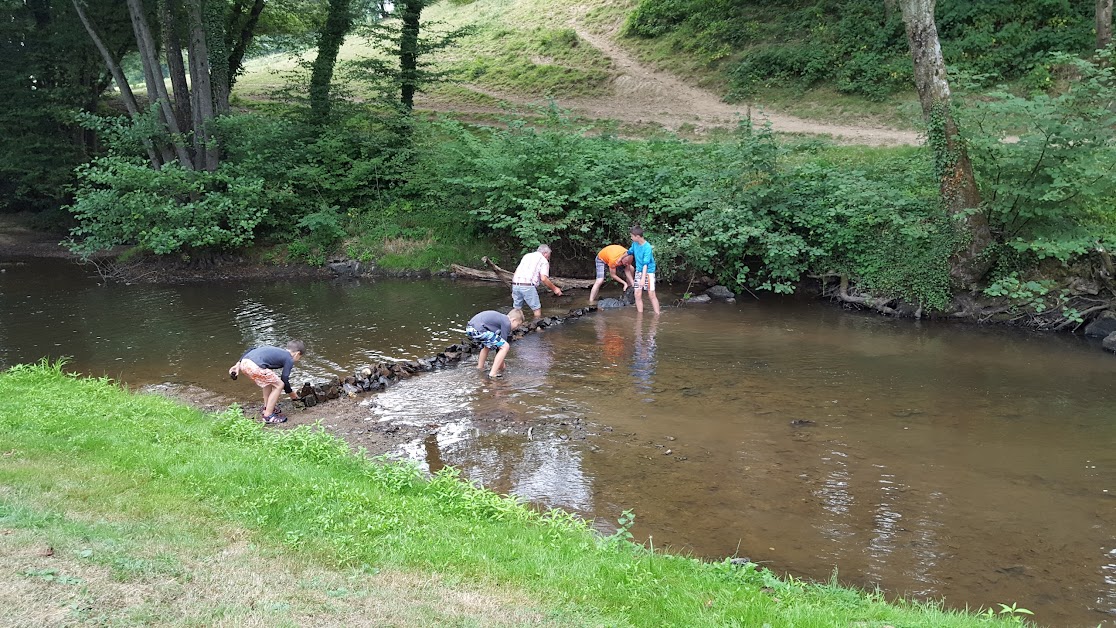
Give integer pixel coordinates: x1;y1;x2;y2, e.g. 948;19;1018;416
241;346;295;392
467;310;511;341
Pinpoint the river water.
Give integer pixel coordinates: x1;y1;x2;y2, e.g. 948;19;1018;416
3;257;1115;627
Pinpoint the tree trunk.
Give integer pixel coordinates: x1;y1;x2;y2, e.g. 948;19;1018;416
226;0;266;91
204;0;231;115
309;0;354;122
900;0;991;289
1099;0;1114;50
186;0;219;171
883;0;898;20
161;0;193;139
399;0;422;110
126;0;194;168
71;0;162;169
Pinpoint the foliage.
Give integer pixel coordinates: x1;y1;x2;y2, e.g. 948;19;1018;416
415;105;672;258
624;0;1094;101
67;108;413;257
421;109;950;306
959;51;1116;269
67;156;268;256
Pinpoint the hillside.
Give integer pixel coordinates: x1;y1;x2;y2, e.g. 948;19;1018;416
234;0;922;145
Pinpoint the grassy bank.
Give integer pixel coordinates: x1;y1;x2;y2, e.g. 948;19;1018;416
0;362;1028;626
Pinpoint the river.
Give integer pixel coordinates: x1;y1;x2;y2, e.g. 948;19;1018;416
2;256;1114;627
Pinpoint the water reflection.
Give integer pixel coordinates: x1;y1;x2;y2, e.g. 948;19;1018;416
631;313;658;400
371;335;595;513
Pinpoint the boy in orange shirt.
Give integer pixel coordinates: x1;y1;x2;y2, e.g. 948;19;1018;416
588;244;633;305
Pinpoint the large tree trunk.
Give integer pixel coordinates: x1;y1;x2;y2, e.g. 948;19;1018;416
204;0;231;115
900;0;991;289
161;0;193;139
186;0;219;171
399;0;422;110
71;0;162;169
126;0;194;168
1099;0;1114;50
309;0;355;122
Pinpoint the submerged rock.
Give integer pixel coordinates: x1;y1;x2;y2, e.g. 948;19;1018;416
685;294;712;304
1103;331;1116;353
705;285;736;301
1085;311;1116;338
597;297;626;309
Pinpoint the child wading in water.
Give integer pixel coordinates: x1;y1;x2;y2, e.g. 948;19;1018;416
229;340;304;423
465;309;525;377
626;226;661;315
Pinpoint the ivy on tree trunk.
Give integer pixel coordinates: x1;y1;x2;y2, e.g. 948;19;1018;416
309;0;355;123
900;0;991;289
399;0;422;110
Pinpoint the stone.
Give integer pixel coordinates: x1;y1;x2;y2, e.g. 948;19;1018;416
725;297;737;304
1103;331;1116;353
597;297;626;309
705;285;736;301
1085;311;1116;338
327;259;361;278
685;294;712;304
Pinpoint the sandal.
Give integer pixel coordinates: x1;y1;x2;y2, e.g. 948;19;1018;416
263;413;287;424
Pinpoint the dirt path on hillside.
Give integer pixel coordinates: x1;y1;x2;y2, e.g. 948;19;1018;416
419;12;920;146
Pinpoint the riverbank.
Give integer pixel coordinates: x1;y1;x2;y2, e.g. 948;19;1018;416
0;362;1026;626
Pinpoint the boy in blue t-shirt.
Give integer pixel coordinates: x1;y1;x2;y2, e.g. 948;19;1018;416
625;226;661;314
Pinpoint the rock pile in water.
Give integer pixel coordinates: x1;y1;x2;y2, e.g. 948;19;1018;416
292;306;597;408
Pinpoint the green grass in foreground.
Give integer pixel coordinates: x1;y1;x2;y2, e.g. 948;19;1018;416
0;362;1027;627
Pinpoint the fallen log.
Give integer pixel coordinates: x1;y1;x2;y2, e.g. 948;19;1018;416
449;256;596;290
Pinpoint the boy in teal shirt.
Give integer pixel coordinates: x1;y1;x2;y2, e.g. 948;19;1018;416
626;226;661;315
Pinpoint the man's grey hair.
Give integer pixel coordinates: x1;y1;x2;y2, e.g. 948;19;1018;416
536;244;552;254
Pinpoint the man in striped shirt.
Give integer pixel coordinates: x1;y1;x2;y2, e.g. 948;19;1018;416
511;244;563;319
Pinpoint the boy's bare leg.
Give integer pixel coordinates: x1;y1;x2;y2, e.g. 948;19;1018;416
588;278;605;304
649;290;661;315
634;287;644;312
476;347;490;371
263;384;283;417
489;343;511;377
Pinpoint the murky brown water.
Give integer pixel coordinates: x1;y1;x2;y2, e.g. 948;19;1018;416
3;257;1116;626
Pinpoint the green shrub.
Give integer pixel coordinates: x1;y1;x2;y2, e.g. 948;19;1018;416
67;109;412;256
67;157;268;256
959;51;1116;269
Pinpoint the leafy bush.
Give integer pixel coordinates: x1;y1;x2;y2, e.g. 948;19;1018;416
418;109;950;305
67;157;268;256
67;109;413;256
959;52;1116;268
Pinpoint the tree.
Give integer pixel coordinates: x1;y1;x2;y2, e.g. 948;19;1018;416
1099;0;1113;50
899;0;991;289
399;0;422;110
344;1;470;111
309;0;355;122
